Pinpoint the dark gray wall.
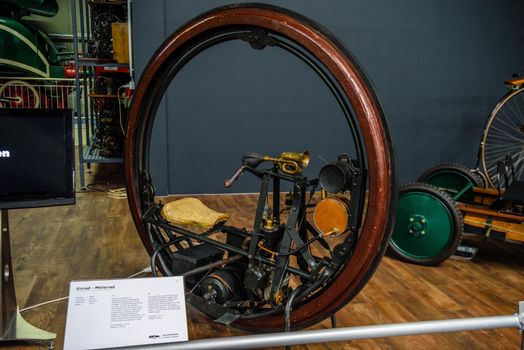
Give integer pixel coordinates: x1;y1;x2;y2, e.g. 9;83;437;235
132;0;524;195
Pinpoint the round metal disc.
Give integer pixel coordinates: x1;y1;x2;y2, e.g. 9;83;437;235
391;191;454;259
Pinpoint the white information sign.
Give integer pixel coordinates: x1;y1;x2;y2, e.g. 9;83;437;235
64;276;188;349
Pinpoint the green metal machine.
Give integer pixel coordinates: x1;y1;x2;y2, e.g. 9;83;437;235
0;0;64;78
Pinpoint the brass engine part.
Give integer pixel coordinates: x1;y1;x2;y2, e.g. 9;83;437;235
273;290;285;305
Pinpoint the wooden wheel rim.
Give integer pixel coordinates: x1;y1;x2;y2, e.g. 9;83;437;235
125;4;396;331
480;87;524;188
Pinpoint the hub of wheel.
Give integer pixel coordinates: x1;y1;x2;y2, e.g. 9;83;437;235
407;215;427;237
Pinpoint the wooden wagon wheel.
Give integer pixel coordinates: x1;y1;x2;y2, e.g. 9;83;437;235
0;80;41;108
125;4;396;331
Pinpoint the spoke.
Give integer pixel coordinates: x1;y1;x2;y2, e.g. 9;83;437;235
486;143;524;154
485;148;524;182
495;104;524;129
498;103;523;130
509;91;524;120
485;146;524;159
491;115;523;136
486;136;524;144
499;92;524;126
488;123;524;140
491;117;524;139
509;149;524;166
488;125;524;142
485;152;524;166
514;158;524;180
489;90;524;150
485;139;524;149
487;163;497;173
485;146;524;156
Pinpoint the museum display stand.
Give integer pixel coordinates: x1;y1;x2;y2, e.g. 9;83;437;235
0;210;55;349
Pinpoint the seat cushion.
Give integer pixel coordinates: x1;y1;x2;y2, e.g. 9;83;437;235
161;197;229;228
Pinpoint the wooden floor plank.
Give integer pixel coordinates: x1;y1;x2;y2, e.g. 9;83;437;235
3;182;524;349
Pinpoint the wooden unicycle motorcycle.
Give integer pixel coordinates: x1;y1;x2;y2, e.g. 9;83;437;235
125;4;396;332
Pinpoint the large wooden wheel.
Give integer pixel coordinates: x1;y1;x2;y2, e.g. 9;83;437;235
480;86;524;188
125;4;396;332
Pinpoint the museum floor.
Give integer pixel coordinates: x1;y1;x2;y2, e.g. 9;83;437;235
5;166;524;349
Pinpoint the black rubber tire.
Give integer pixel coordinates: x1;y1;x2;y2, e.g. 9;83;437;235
418;163;484;201
388;183;463;266
419;163;484;187
469;168;488;189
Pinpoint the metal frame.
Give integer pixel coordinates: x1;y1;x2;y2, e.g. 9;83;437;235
71;0;86;189
71;0;129;189
144;161;364;324
110;301;524;350
0;77;75;109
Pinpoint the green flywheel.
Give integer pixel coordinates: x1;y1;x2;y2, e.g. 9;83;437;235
418;163;485;202
388;182;463;266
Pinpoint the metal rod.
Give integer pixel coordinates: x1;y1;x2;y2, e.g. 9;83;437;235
521;301;524;350
147;218;311;279
110;312;523;350
272;176;280;224
79;0;91;167
331;314;337;329
71;0;86;189
453;182;473;201
181;255;242;277
78;0;86;55
284;288;301;332
127;0;135;89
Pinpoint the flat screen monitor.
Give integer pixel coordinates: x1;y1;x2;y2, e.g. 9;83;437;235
0;108;75;209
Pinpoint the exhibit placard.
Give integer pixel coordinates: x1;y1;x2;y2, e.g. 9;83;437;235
64;276;188;349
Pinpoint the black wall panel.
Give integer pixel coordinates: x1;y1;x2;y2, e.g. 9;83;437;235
132;0;524;195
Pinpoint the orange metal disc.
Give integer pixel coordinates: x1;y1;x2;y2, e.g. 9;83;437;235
313;197;350;235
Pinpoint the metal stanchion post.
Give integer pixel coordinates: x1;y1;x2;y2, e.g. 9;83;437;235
517;301;524;350
331;314;337;329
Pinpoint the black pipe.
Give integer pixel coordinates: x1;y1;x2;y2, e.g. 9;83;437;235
182;255;243;277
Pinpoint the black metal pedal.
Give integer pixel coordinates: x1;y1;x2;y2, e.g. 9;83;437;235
451;245;478;261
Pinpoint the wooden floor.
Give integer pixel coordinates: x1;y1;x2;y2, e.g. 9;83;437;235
4;166;524;349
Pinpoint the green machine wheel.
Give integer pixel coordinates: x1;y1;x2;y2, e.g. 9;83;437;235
418;163;484;202
388;183;463;266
